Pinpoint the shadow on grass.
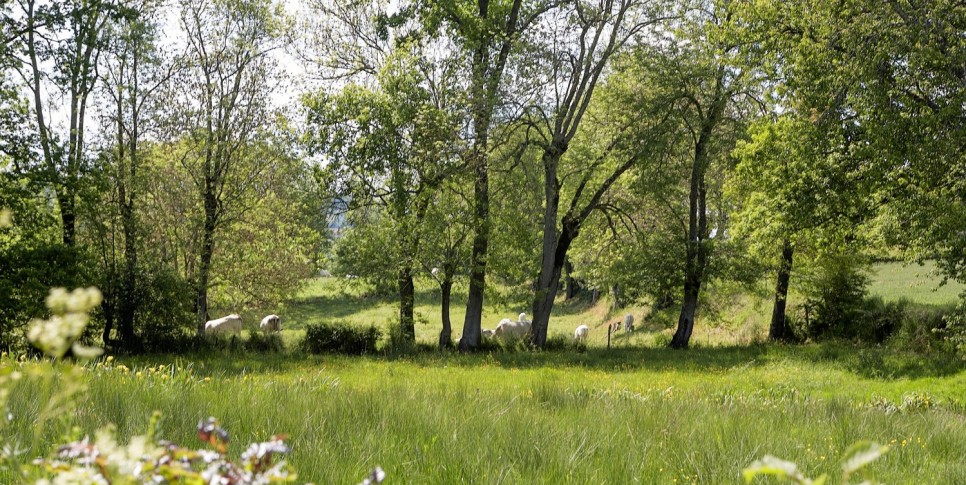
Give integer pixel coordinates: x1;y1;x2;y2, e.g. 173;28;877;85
119;339;966;381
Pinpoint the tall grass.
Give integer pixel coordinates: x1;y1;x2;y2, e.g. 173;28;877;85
5;346;966;483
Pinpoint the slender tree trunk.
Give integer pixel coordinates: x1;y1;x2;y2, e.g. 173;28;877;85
196;191;217;336
57;192;77;247
670;123;714;349
670;171;708;349
769;239;794;341
564;258;581;300
530;231;575;348
398;266;416;341
119;197;138;345
439;279;453;349
611;284;621;310
669;72;727;349
458;141;490;351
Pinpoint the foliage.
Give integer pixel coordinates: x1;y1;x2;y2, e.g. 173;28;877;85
937;300;966;358
0;245;94;349
795;254;872;341
29;417;298;484
300;321;381;355
243;332;285;353
744;441;889;485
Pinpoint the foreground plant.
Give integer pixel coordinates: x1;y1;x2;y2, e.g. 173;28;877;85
743;441;890;484
32;417;297;484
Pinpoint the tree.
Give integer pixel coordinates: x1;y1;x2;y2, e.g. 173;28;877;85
421;0;556;351
12;0;124;247
171;0;290;335
94;0;177;347
523;0;670;347
660;2;754;349
413;179;473;348
305;50;463;343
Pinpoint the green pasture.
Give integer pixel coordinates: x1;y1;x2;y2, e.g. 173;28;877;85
7;261;966;483
4;346;966;483
867;261;965;306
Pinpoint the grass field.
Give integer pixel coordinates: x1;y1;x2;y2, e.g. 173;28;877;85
4;346;966;483
868;261;965;306
5;262;966;483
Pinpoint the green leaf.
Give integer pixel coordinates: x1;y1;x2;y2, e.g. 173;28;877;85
841;441;889;477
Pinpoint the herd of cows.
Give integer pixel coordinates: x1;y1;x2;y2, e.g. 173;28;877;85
202;311;635;344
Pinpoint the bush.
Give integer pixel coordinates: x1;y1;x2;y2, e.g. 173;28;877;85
797;253;872;341
0;244;93;350
133;267;195;347
244;332;285;353
300;321;380;355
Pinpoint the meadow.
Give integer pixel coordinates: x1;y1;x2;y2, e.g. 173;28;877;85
4;262;966;483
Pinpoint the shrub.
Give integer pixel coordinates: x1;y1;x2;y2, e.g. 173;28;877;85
0;244;93;349
543;334;572;351
244;332;286;353
885;303;950;352
300;320;380;355
133;267;195;347
937;298;966;357
798;253;871;340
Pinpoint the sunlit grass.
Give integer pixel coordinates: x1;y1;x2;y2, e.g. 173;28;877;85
5;346;966;483
868;261;964;306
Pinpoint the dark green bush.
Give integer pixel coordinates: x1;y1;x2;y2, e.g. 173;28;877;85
0;244;93;350
244;332;285;353
797;254;872;341
300;321;380;355
134;268;195;347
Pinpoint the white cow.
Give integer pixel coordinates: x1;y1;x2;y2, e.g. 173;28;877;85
494;312;532;339
260;314;281;333
205;314;243;336
574;324;590;344
623;313;634;333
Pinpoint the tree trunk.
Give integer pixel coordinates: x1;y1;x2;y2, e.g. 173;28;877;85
196;192;217;336
530;148;565;348
398;266;416;342
118;198;138;346
669;73;726;349
458;144;490;351
769;239;794;341
670;176;708;349
439;279;453;349
57;191;77;247
611;284;621;310
670;123;713;349
564;258;581;300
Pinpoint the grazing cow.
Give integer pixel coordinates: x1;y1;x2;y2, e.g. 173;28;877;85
260;314;281;333
574;324;590;344
623;313;634;333
494;313;532;339
205;314;243;336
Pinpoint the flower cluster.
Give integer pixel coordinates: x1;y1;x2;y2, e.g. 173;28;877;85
27;287;103;359
33;418;298;484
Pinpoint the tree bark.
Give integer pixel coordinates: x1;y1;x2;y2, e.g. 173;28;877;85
196;191;217;336
669;70;727;349
439;278;453;349
530;227;576;347
564;258;581;300
769;239;794;341
398;266;416;341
